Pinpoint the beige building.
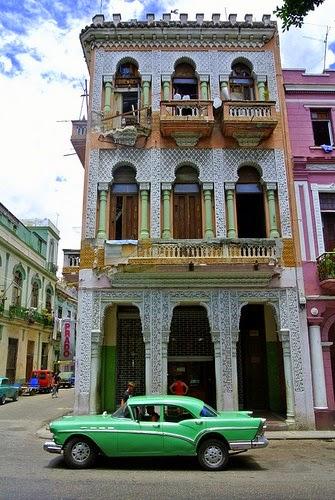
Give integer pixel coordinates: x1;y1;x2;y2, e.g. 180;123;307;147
0;204;59;382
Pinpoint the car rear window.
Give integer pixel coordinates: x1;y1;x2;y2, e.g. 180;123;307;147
200;405;217;417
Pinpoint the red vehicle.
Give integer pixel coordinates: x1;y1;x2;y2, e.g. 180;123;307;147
30;370;53;393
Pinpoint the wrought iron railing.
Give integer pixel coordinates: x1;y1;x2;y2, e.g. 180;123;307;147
7;305;54;327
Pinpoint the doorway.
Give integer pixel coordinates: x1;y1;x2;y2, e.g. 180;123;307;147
238;304;286;414
168;306;216;407
6;337;18;382
26;340;34;381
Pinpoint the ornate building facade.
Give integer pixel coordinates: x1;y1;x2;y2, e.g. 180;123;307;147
0;206;59;382
74;12;315;428
284;69;335;428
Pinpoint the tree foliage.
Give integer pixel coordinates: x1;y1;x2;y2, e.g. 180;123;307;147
274;0;326;30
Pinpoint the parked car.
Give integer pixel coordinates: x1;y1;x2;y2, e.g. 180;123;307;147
58;372;74;389
30;370;53;393
0;377;20;405
44;395;268;470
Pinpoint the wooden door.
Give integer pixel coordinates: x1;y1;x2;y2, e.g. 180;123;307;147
173;193;202;239
6;338;18;382
110;194;138;240
26;341;34;381
322;212;335;251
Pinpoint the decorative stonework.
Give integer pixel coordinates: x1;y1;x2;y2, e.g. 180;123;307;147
76;289;93;396
279;289;304;392
84;150;99;239
84;147;292;240
282;239;296;267
90;49;279;113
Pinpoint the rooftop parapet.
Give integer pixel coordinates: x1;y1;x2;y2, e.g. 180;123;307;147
81;12;277;65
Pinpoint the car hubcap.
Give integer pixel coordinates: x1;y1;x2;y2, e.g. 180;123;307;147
71;442;90;463
204;445;223;467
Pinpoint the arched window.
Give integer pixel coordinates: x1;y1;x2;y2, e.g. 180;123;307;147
45;287;53;313
173;165;202;239
12;270;23;306
173;62;198;100
31;281;39;308
113;59;141;126
236;166;266;238
230;61;254;101
110;165;138;240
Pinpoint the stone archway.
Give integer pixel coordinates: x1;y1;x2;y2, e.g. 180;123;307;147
167;305;216;407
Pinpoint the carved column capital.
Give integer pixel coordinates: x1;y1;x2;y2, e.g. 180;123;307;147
225;182;236;191
203;182;214;191
140;182;150;191
98;182;109;192
162;182;172;191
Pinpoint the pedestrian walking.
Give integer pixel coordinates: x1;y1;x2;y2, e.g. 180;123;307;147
51;372;60;398
121;381;135;406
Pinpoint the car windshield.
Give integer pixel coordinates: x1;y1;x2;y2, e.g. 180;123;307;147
112;405;131;419
200;405;218;417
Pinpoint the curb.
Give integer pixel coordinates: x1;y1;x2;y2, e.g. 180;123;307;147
266;431;335;440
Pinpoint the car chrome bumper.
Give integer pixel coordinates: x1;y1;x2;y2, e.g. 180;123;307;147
43;440;62;454
229;435;269;451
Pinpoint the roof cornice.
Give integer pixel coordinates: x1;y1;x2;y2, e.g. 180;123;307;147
80;14;277;66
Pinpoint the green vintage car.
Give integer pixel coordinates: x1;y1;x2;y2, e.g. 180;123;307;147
0;376;20;405
44;395;268;471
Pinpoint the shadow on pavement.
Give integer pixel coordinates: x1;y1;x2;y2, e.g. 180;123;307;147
46;453;266;472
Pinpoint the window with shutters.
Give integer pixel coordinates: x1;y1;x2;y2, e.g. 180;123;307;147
173;165;202;239
110;166;139;240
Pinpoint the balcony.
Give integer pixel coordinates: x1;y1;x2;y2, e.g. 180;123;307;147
101;108;151;146
222;101;278;147
71;119;87;167
105;238;281;265
7;305;54;327
160;100;214;146
47;262;58;275
317;252;335;294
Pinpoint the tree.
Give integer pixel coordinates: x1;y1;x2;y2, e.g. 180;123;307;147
274;0;326;30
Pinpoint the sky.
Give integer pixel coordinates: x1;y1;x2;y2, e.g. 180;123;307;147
0;0;335;271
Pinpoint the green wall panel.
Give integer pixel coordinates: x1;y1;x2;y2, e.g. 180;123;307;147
101;345;117;412
266;342;281;413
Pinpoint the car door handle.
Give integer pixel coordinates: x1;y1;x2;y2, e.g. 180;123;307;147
195;421;203;425
153;424;160;428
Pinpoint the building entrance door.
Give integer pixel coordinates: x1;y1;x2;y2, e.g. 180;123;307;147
168;305;216;407
26;340;34;381
168;359;216;406
238;304;286;415
6;338;18;382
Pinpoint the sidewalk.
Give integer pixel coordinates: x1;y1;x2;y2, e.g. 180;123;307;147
266;430;335;440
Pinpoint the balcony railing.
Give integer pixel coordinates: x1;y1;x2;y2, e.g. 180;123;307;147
7;305;54;327
160;100;214;145
126;238;281;265
222;100;278;147
317;253;335;293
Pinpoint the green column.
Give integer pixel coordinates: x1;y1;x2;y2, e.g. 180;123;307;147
257;76;267;101
103;80;113;114
267;185;280;238
162;77;170;101
225;185;236;238
162;184;171;239
140;186;150;240
203;184;214;238
142;76;151;108
200;81;208;100
97;186;108;240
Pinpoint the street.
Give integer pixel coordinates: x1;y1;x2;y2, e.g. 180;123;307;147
0;390;334;500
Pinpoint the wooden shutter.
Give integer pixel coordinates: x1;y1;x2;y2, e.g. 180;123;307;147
173;193;202;239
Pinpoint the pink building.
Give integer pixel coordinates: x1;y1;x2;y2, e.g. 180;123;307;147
284;69;335;429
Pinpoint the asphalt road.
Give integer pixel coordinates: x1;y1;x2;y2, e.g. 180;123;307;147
0;390;334;500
